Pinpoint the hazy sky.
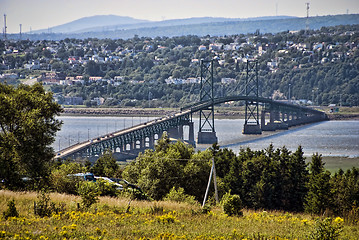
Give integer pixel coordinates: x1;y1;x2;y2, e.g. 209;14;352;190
1;0;359;33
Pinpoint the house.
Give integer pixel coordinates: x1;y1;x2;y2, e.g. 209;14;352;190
198;45;207;51
221;78;236;84
64;96;84;105
38;72;64;85
0;73;18;79
24;60;41;70
92;97;105;106
88;76;103;82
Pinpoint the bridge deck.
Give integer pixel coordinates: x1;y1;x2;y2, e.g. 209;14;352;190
55;110;192;159
55;96;326;160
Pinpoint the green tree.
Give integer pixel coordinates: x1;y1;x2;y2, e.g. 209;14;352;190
91;150;120;177
278;146;308;211
330;167;359;216
0;83;62;189
77;181;100;209
85;60;102;76
122;133;210;201
50;161;87;194
287;146;308;211
305;153;332;214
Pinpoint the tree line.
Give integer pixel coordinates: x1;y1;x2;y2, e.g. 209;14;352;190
122;134;359;218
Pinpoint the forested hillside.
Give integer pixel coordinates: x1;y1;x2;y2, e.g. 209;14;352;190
1;24;358;107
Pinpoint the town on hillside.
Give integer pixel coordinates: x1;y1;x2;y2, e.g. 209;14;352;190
1;24;358;107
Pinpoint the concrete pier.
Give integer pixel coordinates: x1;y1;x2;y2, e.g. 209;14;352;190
197;131;218;144
243;123;262;134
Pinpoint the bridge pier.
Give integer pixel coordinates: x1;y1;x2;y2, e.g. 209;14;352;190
167;126;182;140
243;124;262;134
197;131;218;144
167;122;196;147
261;109;289;131
149;135;155;149
188;122;196;147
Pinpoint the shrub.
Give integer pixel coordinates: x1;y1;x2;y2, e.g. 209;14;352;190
221;192;243;216
77;181;100;209
164;187;198;205
34;190;64;217
150;204;164;215
3;199;19;219
50;162;86;194
309;217;343;240
201;204;211;214
118;187;150;201
96;179;118;197
345;206;359;225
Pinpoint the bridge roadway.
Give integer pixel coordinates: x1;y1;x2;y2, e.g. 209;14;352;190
55;95;327;160
54;109;193;160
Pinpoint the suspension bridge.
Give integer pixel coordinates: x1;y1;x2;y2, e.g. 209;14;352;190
54;60;327;161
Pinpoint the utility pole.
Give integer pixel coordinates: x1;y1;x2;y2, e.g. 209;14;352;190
202;157;219;207
19;24;22;40
3;14;7;40
305;3;310;32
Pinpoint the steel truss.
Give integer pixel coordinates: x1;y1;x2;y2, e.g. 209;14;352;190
244;60;260;125
199;59;215;133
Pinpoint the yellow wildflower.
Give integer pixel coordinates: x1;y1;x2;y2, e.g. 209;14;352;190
334;217;344;224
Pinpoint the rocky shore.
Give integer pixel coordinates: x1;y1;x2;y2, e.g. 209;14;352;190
62;107;358;120
62;108;175;117
62;107;245;118
326;114;359;120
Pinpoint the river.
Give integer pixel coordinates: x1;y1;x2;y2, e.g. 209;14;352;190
53;116;359;158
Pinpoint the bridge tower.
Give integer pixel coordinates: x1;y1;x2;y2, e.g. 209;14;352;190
197;59;218;144
243;60;262;134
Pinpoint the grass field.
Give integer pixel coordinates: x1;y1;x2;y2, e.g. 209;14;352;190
321;156;359;173
1;190;358;239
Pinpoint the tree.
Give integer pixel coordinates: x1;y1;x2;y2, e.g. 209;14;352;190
0;83;62;188
286;146;308;211
85;60;102;76
122;134;210;201
91;150;120;177
278;146;308;211
330;167;359;216
305;153;332;214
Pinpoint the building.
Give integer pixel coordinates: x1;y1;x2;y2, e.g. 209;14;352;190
64;96;84;105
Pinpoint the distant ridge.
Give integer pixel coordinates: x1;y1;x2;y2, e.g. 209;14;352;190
32;15;150;34
32;15;296;34
14;14;359;40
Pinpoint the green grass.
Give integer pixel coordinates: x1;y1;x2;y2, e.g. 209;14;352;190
321;156;359;174
1;190;358;239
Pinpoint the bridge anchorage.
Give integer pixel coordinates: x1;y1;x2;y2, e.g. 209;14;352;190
55;59;327;161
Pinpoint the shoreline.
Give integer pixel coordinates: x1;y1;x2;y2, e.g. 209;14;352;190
61;107;359;120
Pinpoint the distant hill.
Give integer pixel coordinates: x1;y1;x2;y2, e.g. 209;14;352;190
15;14;359;40
72;16;296;33
32;15;150;34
